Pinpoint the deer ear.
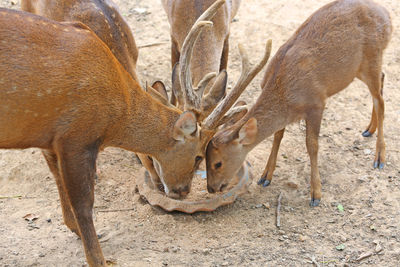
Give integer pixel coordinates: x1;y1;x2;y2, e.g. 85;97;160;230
238;117;257;145
151;81;168;100
173;111;198;141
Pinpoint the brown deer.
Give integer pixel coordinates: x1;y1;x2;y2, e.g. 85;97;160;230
206;0;392;207
162;0;241;110
0;5;270;266
21;0;139;81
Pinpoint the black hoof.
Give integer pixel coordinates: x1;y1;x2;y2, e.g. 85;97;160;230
309;199;320;207
257;178;266;185
263;180;271;187
362;130;372;137
374;161;385;169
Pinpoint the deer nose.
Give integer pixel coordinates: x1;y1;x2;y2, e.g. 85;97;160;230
171;185;190;198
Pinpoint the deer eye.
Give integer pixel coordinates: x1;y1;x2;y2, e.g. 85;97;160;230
195;156;203;162
214;162;222;169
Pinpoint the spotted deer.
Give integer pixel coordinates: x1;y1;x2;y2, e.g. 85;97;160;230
206;0;392;207
0;5;270;266
21;0;139;81
162;0;241;110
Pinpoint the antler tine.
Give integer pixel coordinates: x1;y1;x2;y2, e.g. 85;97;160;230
203;39;272;129
196;0;226;24
217;105;248;127
195;72;217;94
179;20;213;110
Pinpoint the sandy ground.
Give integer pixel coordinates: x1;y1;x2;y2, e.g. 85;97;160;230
1;0;400;266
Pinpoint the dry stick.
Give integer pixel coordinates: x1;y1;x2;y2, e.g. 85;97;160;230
276;192;283;228
137;42;168;49
0;195;23;199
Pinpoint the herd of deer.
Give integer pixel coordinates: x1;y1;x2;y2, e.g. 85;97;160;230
0;0;392;265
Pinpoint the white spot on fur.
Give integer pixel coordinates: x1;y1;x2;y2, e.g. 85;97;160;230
63;28;69;32
99;11;104;16
112;13;116;18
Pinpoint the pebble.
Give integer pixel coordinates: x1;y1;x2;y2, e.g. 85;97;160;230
221;262;229;266
363;149;372;155
299;235;306;242
202;248;211;255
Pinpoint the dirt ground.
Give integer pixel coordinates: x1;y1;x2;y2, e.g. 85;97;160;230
1;0;400;266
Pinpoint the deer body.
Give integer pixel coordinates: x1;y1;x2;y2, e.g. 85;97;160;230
206;0;392;206
0;8;219;266
21;0;139;81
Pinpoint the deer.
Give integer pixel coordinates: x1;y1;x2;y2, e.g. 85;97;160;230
205;0;392;207
21;0;139;81
0;3;270;266
161;0;241;110
142;0;248;190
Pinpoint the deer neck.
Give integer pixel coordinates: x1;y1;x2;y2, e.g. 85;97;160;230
242;86;288;152
106;78;181;157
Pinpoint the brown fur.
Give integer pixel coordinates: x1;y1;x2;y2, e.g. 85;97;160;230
206;0;392;206
0;9;213;266
21;0;139;81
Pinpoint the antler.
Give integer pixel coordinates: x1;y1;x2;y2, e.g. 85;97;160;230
179;0;226;111
203;39;272;129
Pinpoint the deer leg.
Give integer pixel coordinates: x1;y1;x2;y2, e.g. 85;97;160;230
220;36;229;72
257;128;285;187
369;73;385;169
170;38;180;106
137;154;163;191
305;108;324;207
57;144;105;266
42;149;80;236
362;72;384;137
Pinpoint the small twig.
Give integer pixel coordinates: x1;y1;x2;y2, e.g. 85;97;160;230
138;42;168;49
0;195;23;199
276;192;283;228
310;256;320;267
356;251;374;262
96;208;135;213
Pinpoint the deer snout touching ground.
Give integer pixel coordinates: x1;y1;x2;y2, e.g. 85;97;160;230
206;0;392;207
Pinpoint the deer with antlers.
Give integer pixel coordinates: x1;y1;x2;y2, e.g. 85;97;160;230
206;0;392;207
0;2;270;265
21;0;139;81
142;0;248;189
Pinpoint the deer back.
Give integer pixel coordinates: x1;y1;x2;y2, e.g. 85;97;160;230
21;0;139;81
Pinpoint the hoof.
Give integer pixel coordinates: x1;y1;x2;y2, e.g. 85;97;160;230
257;178;266;185
374;161;385;169
309;199;320;207
362;130;372;137
262;180;271;187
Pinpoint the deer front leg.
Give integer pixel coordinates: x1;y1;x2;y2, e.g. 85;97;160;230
42;149;80;236
305;108;324;207
220;36;229;72
170;38;180;106
57;144;105;267
137;153;163;191
257;128;285;187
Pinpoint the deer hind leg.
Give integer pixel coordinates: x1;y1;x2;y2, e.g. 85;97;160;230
359;60;386;169
42;149;80;236
362;72;385;137
57;144;105;266
257;128;285;187
305;108;324;207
